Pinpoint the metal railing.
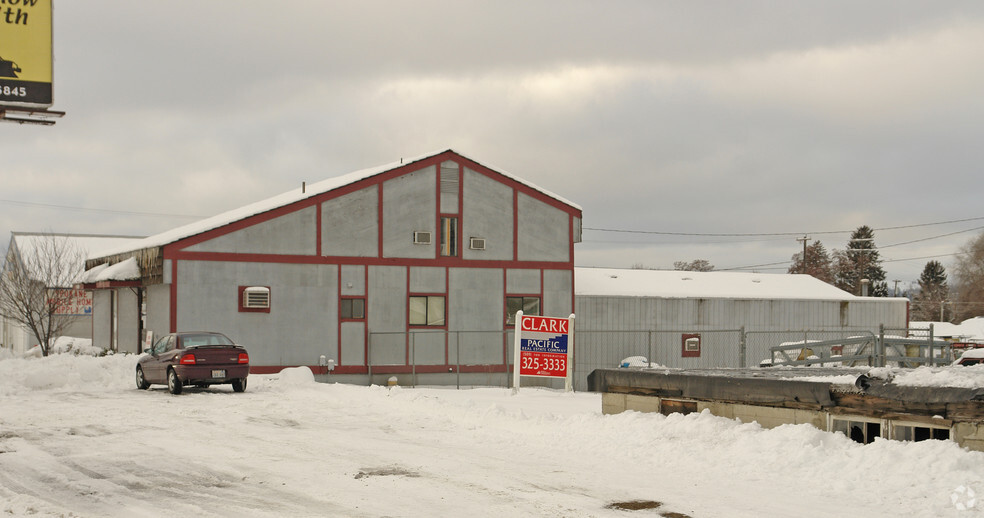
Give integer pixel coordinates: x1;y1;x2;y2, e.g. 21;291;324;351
764;325;951;368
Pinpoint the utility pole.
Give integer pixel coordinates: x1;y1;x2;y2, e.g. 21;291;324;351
796;235;809;273
893;279;900;297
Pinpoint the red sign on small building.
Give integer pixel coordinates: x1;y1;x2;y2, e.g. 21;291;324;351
682;333;701;358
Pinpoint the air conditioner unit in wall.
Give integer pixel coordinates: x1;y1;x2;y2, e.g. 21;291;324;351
243;286;271;309
413;231;432;245
469;237;486;250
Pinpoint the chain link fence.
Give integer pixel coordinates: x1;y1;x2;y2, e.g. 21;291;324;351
367;324;958;391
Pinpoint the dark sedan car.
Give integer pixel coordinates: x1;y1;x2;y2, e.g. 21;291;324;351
136;332;250;394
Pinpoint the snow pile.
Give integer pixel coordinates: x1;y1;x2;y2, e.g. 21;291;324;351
275;366;317;386
49;336;104;356
890;364;984;389
0;353;136;396
618;356;664;368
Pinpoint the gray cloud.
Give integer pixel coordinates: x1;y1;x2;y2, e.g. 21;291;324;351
3;1;984;285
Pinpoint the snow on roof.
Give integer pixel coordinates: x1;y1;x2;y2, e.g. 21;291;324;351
91;149;580;260
81;257;140;283
574;267;860;300
9;233;145;286
910;317;984;342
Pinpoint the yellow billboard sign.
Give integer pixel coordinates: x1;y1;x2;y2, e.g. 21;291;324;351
0;0;53;107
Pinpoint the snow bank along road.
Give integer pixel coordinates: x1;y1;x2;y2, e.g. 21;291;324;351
2;354;984;517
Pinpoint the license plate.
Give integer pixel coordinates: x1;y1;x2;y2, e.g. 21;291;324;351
211;369;226;378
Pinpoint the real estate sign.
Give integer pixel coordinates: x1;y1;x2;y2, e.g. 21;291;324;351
513;312;575;392
0;0;53;107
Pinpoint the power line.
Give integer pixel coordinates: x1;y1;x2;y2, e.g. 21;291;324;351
583;216;984;238
0;198;205;219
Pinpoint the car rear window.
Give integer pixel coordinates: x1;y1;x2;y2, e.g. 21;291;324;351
182;334;234;347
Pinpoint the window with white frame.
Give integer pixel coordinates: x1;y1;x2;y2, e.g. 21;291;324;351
892;422;951;442
831;416;883;444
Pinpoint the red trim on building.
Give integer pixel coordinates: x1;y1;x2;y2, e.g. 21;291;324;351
163;151;580;255
315;202;322;256
166;250;572;270
169;258;178;333
512;189;519;262
376;183;384;258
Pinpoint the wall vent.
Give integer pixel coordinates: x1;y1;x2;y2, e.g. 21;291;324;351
413;231;432;245
243;286;271;309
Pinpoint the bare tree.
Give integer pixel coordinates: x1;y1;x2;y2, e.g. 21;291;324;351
953;231;984;321
0;233;86;356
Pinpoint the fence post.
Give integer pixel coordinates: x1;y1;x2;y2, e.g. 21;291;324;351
878;324;886;367
367;332;373;386
411;332;416;388
648;331;654;367
739;326;746;368
929;323;935;366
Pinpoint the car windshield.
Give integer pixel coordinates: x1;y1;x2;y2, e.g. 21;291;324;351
181;333;234;347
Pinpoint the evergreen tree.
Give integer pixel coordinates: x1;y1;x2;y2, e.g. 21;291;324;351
787;240;834;283
912;260;949;321
833;226;888;296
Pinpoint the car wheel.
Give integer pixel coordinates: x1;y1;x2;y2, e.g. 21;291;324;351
167;369;183;395
135;366;150;390
232;378;247;393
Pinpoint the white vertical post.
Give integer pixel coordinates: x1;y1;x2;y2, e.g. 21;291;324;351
512;310;523;392
565;313;575;392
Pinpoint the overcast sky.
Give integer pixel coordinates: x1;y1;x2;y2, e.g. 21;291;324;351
3;1;984;289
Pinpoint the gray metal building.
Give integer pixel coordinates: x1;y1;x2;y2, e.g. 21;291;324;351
573;267;909;389
83;150;583;384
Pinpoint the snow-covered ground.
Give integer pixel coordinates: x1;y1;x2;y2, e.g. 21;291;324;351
3;353;984;517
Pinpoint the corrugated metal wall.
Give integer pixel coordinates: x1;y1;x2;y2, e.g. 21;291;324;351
574;295;908;388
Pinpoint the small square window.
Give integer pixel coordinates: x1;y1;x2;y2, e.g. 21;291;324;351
506;296;540;325
341;298;365;320
409;295;445;326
